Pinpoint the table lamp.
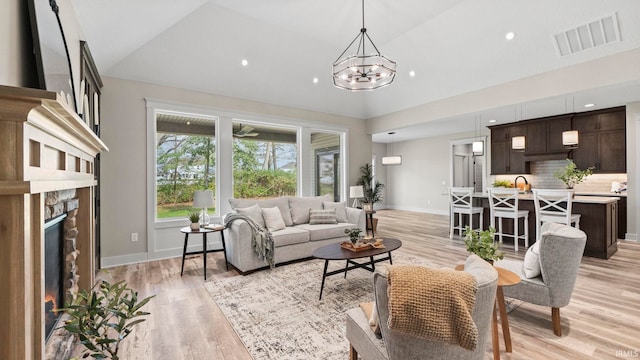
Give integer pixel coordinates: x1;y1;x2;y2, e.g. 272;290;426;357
349;185;364;208
193;190;214;227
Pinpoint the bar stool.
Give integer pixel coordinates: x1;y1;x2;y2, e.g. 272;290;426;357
488;188;529;252
449;187;484;239
532;189;580;242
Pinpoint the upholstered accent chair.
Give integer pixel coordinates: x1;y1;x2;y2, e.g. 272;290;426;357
345;255;498;360
496;222;586;336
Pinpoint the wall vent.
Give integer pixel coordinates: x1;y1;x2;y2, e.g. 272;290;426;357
554;13;621;56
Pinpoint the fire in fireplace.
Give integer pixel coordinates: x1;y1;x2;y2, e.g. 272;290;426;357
44;213;67;340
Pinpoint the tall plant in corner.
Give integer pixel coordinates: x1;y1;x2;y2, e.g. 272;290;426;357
58;280;154;360
356;163;384;205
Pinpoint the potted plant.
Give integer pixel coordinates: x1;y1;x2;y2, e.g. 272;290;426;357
344;228;363;245
463;226;504;264
356;163;384;206
188;211;201;230
356;163;383;231
554;159;594;189
57;280;154;360
492;179;512;188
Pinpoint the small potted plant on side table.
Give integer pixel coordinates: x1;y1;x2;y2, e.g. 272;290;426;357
188;211;200;230
463;226;504;264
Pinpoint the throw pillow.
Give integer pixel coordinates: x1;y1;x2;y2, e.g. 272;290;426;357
291;207;311;225
262;207;286;232
309;209;338;225
235;204;265;228
522;241;542;278
323;201;347;223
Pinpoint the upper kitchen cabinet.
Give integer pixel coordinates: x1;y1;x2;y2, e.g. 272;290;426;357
524;115;572;155
489;123;530;175
572;107;626;173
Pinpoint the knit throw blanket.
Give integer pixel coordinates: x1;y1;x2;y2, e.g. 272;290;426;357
387;265;479;351
223;213;275;269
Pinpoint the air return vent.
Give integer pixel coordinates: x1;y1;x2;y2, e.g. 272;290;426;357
554;13;620;56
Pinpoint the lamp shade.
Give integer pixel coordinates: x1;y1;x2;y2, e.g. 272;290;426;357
511;136;526;151
193;190;214;208
562;130;579;146
472;140;484;156
349;186;364;198
382;155;402;166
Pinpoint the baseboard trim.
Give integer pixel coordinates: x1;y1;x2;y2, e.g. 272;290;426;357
101;252;149;269
384;205;449;216
101;243;224;268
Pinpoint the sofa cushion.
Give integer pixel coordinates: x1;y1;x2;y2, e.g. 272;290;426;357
235;204;265;228
229;197;293;226
323;201;347;222
262;207;286;232
271;226;310;247
291;207;311;225
289;195;332;225
295;222;355;241
309;209;338;225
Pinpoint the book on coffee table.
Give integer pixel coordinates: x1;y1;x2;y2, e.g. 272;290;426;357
204;224;224;231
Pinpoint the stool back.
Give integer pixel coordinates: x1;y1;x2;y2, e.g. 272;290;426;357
533;189;574;226
449;187;475;212
488;187;519;219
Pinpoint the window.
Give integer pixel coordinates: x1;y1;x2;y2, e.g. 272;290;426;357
232;121;297;199
312;132;342;201
156;113;217;219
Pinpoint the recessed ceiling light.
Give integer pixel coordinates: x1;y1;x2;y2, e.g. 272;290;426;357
584;103;595;108
313;77;319;84
488;119;497;123
409;70;416;77
241;59;248;66
505;32;516;40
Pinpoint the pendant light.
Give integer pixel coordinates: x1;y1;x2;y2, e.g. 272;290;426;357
382;132;402;165
472;114;484;156
332;0;396;91
511;106;526;152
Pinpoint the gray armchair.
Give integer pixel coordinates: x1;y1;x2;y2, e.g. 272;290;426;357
345;255;498;360
496;222;586;336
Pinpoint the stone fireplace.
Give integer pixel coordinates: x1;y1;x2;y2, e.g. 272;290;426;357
0;86;108;359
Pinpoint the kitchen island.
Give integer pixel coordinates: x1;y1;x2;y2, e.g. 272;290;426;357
474;193;619;259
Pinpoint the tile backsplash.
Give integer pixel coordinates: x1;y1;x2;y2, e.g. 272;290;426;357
494;160;627;193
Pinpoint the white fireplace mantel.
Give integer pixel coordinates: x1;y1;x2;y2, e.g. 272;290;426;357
0;85;108;359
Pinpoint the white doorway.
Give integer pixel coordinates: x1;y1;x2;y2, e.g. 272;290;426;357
450;137;487;193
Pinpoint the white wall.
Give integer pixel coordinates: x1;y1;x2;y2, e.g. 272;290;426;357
100;77;371;266
383;133;476;215
626;101;640;240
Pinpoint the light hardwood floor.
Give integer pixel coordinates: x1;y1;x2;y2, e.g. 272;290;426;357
93;210;640;360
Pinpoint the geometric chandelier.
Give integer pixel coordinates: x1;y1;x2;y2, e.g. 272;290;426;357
332;0;396;91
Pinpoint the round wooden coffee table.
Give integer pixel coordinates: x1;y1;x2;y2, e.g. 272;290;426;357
312;238;402;300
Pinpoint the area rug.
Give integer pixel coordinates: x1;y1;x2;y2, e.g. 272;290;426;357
204;253;433;360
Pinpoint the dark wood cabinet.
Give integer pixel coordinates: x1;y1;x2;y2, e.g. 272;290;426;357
525;121;547;154
525;115;572;155
80;41;103;272
572;107;626;173
490;124;530;174
490;106;626;175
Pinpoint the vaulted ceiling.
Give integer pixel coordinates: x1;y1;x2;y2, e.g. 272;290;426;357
72;0;640;142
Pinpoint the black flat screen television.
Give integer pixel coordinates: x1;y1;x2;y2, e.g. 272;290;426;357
27;0;77;113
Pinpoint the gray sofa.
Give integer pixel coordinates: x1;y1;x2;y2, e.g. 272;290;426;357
226;194;365;273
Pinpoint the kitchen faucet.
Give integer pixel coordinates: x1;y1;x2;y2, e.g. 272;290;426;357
514;176;529;192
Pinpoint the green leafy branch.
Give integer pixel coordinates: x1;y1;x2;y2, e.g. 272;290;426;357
58;280;154;360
